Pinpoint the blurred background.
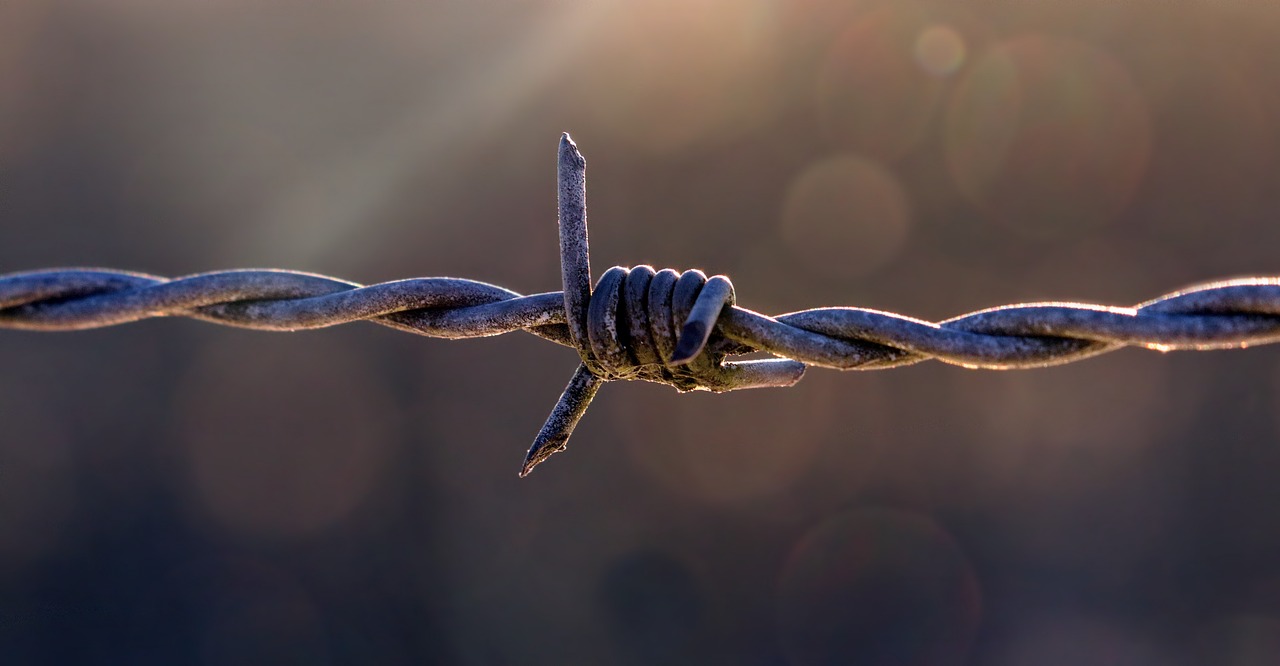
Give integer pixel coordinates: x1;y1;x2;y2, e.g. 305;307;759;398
2;0;1280;663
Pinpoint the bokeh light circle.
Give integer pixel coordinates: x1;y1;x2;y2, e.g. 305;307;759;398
952;352;1174;485
817;5;948;161
944;35;1151;238
194;561;331;665
989;613;1173;665
0;385;74;570
596;550;703;664
780;154;911;280
915;25;966;77
1135;51;1277;249
420;391;545;607
777;507;981;666
617;380;835;505
1197;614;1280;665
172;337;399;539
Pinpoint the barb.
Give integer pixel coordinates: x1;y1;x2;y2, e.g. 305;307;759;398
3;133;1280;475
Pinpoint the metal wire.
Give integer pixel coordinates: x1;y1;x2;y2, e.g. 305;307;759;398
4;134;1280;475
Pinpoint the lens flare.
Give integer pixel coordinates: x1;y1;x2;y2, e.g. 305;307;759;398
777;507;981;666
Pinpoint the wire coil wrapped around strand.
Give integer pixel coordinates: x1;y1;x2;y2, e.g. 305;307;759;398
3;134;1280;475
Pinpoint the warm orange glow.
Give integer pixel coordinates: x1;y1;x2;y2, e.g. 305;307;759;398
4;0;1280;661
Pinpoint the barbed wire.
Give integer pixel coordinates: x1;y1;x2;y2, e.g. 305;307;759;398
3;134;1280;476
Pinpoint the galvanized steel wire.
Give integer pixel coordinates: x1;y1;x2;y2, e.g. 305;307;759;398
3;134;1280;475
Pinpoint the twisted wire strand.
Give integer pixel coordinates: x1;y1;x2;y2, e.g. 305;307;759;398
3;133;1278;475
5;268;1280;369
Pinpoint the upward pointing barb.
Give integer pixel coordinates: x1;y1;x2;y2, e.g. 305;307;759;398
557;132;590;355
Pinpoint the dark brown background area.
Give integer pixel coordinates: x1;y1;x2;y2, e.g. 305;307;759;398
3;1;1280;664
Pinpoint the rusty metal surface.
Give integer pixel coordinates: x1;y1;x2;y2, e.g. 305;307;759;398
3;134;1280;474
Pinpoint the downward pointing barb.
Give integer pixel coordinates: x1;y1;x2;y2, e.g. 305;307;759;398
521;363;601;477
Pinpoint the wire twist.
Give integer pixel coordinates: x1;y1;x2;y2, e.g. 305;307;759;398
3;133;1280;475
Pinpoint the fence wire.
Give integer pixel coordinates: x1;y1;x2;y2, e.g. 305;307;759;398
3;134;1279;475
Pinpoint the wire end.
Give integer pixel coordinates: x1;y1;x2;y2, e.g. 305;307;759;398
559;132;584;169
669;321;708;366
519;441;565;478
